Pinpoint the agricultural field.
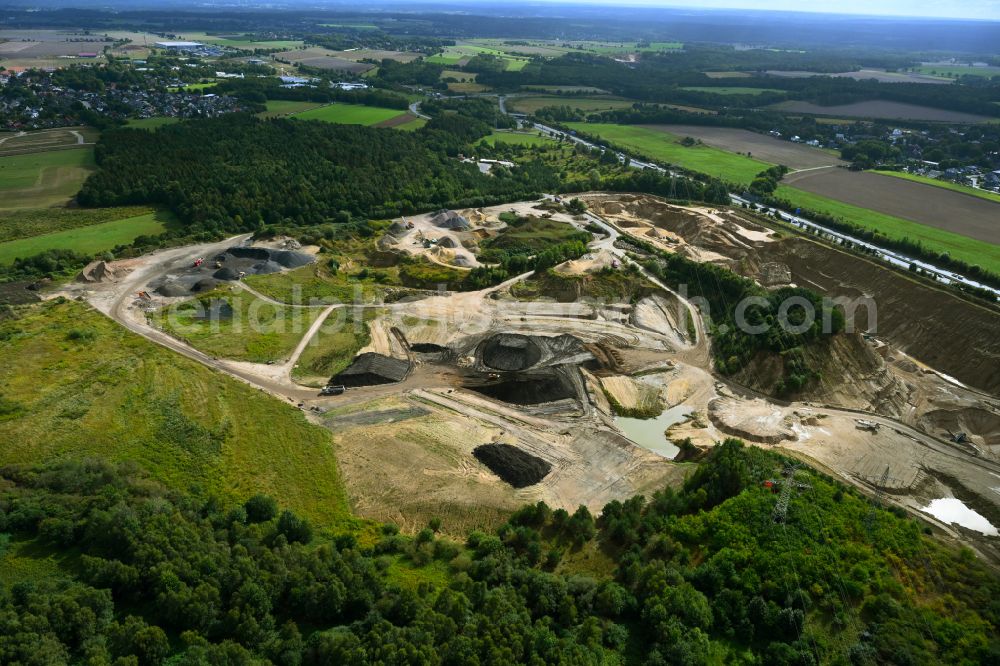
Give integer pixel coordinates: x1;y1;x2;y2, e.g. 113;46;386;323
0;147;95;210
0;210;169;265
394;116;427;131
913;64;1000;78
289;103;409;126
771;100;990;123
765;69;952;84
522;85;611;93
274;47;375;73
151;286;326;364
0;127;97;157
0;300;350;526
506;95;637;114
776;184;1000;274
0;29;112;68
566;122;770;184
446;80;490;93
326;49;420;63
318;23;378;29
564;40;683;54
782;167;1000;247
703;71;753;78
124;116;181;130
479;131;554;147
680;86;783;95
0;205;155;244
874;170;1000;205
645;125;844;170
426;43;530;70
175;32;304;50
258;100;326;118
464;39;572;57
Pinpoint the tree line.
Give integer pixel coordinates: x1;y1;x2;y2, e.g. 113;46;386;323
1;441;997;664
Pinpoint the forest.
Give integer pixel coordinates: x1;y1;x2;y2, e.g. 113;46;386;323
76;114;556;234
1;441;996;665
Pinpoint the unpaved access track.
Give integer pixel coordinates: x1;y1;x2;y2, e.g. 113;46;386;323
59;197;1000;555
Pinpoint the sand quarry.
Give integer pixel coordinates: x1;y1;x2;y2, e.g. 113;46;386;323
63;196;1000;558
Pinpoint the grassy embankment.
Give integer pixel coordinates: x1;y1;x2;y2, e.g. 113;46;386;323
0;147;95;210
150;286;326;363
0;300;351;527
566;122;770;185
0;210;170;265
292;308;377;387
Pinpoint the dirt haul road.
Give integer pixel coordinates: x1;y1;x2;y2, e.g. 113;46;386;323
65;202;1000;555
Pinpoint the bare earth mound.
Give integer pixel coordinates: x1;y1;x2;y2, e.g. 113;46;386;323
473;443;553;488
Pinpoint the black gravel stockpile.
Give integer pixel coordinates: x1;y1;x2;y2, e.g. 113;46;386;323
472;376;574;405
481;334;542;371
226;246;313;269
473;444;552;488
410;343;448;353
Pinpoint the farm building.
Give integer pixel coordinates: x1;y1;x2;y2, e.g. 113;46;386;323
331;353;410;387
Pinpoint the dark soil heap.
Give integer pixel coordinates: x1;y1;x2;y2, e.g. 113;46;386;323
473;443;552;488
481;334;543;371
331;352;410;387
472;375;574;405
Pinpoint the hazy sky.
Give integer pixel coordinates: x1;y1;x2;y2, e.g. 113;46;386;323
532;0;1000;20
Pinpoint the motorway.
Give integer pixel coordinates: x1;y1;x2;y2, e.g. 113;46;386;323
526;120;1000;299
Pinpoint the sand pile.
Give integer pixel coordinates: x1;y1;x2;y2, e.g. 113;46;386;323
77;260;127;283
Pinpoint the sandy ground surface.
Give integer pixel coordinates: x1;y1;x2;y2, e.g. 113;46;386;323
54;196;1000;557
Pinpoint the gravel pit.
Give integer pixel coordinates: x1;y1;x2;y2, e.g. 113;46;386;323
481;334;543;371
472;376;576;405
473;443;552;488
